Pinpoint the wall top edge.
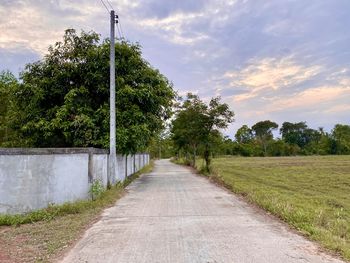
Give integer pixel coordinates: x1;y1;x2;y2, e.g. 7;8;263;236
0;148;149;156
0;147;109;155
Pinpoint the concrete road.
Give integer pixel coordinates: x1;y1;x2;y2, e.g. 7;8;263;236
61;159;344;263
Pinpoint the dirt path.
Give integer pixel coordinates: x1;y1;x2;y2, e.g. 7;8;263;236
61;159;344;263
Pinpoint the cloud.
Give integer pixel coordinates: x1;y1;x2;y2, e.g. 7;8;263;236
0;0;111;55
325;104;350;114
1;0;350;135
268;85;350;112
263;19;305;37
128;0;239;46
136;12;209;45
223;56;322;102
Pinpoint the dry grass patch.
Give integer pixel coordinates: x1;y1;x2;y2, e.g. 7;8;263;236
177;156;350;261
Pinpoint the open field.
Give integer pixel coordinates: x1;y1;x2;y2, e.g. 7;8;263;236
0;162;153;263
198;156;350;260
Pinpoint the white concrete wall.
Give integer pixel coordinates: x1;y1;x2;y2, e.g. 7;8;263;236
126;155;133;176
116;155;126;182
0;154;89;214
91;154;108;188
0;149;150;214
135;154;140;172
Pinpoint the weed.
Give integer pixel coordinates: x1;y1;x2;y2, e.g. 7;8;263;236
89;179;104;200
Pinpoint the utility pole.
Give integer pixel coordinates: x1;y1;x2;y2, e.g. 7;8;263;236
109;10;118;185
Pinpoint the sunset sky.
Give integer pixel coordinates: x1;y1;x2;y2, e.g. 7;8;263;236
0;0;349;137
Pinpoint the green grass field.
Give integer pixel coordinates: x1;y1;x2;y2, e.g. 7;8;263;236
201;156;350;260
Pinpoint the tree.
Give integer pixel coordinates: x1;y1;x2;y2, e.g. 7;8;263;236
280;122;307;147
235;125;253;144
280;121;320;150
0;70;19;146
3;29;175;153
171;94;234;170
331;124;350;154
148;129;175;159
251;120;278;156
217;136;236;155
171;94;208;166
233;125;259;156
314;128;332;155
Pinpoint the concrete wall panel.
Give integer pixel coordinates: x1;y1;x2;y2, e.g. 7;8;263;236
0;154;89;214
135;154;140;172
116;155;126;182
126;155;132;176
91;154;108;188
0;149;150;214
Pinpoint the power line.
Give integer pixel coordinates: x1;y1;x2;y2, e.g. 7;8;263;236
118;19;125;39
116;22;122;40
105;0;114;10
99;0;110;13
117;23;124;39
98;0;126;40
106;1;126;40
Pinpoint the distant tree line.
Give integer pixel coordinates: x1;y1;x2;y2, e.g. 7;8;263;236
220;121;350;156
160;93;350;167
148;131;175;160
0;29;175;154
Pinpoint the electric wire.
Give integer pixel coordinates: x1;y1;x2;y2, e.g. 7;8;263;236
118;20;125;39
99;0;110;13
106;0;126;39
105;0;114;10
116;22;122;40
99;0;126;40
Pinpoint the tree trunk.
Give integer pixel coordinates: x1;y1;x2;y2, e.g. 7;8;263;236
204;145;211;172
192;147;196;167
263;141;267;156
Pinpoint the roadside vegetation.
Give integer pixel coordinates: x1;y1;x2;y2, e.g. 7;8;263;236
149;94;350;162
0;29;175;154
169;120;350;160
170;93;234;171
0;162;153;263
175;156;350;261
169;93;350;259
0;27;168;262
229;121;350;156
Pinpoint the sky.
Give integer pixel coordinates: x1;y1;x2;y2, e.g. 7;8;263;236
0;0;349;137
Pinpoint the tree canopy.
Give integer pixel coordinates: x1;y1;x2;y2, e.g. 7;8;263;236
0;70;17;145
235;125;253;144
0;29;175;154
171;93;234;170
231;121;350;157
332;124;350;154
251;120;278;156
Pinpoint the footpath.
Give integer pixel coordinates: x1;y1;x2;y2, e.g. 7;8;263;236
61;159;344;263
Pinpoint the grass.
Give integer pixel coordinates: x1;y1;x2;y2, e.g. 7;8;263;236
179;156;350;261
0;161;154;263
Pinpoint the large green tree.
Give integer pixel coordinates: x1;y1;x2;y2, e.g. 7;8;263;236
171;94;234;170
331;124;350;154
235;125;253;144
280;121;321;152
0;70;18;145
3;29;175;153
252;120;278;156
171;94;207;166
